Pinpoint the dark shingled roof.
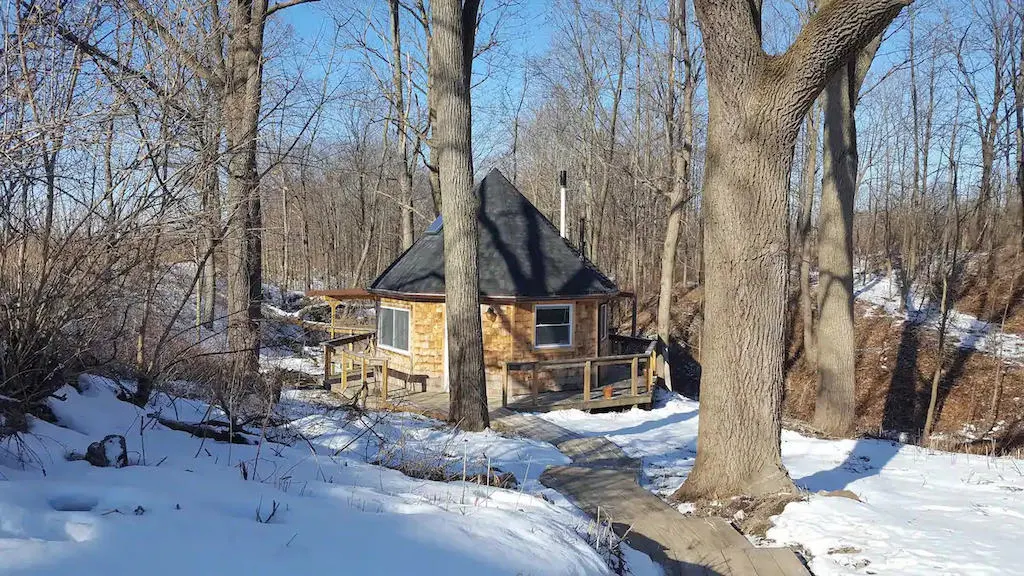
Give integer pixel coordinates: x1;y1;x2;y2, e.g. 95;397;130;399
369;169;618;299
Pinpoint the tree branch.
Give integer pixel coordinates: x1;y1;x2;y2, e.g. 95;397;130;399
120;0;217;85
770;0;911;127
266;0;320;18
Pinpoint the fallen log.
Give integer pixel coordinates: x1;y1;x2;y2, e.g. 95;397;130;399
151;415;253;445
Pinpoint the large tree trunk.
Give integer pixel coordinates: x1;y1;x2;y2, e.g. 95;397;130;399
222;0;268;382
813;61;858;436
677;0;908;500
814;27;883;436
430;0;487;431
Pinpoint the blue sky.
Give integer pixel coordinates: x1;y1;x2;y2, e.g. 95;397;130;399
267;0;1005;195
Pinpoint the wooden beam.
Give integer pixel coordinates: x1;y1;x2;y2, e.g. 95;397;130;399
381;359;389;402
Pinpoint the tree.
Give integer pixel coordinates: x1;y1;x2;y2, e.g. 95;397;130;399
656;0;695;375
124;0;319;390
676;0;909;500
813;1;886;437
389;0;415;251
429;0;489;431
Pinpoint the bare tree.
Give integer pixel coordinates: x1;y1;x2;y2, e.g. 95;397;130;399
656;0;695;376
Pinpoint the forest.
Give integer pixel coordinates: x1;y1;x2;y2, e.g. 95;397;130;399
2;2;1024;570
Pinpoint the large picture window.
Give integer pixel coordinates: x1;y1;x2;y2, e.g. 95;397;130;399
378;306;410;353
534;304;573;348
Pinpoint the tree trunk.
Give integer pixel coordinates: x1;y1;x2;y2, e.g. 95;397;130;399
813;15;884;436
390;0;415;251
430;0;487;431
198;115;220;329
677;0;907;500
813;61;858;436
222;0;268;382
657;0;692;378
797;104;819;367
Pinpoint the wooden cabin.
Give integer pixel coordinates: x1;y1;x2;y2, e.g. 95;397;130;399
312;169;656;413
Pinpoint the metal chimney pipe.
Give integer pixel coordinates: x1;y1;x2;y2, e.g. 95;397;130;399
559;170;567;238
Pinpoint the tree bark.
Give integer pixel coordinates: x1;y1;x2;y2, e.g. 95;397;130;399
676;0;908;500
430;0;488;431
813;61;858;436
813;29;882;436
797;104;819;367
222;0;268;382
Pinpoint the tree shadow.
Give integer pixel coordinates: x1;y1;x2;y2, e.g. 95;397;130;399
795;436;903;491
882;320;922;433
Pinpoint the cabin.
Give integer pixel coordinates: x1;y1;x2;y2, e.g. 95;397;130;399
311;169;657;414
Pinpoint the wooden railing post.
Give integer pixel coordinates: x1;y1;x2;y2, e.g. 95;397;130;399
323;345;333;389
381;359;389;402
531;364;539;406
647;350;655;394
583;360;592;407
630;356;638;397
361;357;368;392
340;351;348;388
502;363;509;407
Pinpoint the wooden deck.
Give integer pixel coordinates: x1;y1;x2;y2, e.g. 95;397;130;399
322;333;658;416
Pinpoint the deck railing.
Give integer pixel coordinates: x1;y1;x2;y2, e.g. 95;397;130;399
322;331;395;401
501;339;658;409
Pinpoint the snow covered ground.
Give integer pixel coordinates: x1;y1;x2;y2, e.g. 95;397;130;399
854;273;1024;361
542;391;1024;575
0;375;659;576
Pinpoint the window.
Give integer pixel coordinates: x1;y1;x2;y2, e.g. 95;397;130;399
378;306;410;352
534;304;573;348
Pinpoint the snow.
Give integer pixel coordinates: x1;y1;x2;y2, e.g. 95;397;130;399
0;375;660;576
855;273;1024;361
542;390;1024;575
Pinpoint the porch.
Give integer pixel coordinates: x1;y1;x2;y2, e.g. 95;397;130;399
320;332;659;417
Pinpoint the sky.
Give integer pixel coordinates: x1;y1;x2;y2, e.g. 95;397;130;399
266;0;1009;201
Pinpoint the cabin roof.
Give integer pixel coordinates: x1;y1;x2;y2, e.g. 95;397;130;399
369;169;619;300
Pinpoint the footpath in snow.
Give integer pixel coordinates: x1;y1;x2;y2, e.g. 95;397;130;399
0;375;659;576
854;273;1024;361
541;391;1024;576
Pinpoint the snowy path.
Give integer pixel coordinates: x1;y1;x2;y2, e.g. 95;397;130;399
541;391;1024;576
855;273;1024;361
494;412;809;575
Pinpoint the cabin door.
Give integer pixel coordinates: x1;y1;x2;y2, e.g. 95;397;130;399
442;304;450;391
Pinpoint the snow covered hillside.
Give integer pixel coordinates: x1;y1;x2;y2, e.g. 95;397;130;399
542;392;1024;576
855;273;1024;362
0;376;658;576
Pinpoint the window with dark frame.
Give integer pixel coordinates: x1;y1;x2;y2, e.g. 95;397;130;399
534;304;573;348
